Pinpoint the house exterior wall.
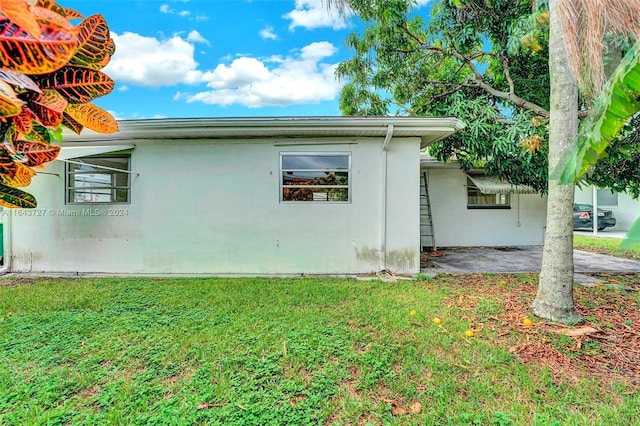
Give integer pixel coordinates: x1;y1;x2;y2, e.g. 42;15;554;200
424;168;547;247
5;137;421;275
574;186;640;231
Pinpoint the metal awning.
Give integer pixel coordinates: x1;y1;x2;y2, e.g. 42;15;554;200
56;144;134;160
467;175;538;194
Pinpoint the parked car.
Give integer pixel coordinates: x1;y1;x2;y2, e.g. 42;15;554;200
573;203;616;230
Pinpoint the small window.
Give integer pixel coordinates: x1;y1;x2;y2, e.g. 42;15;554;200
467;178;510;209
66;156;131;204
597;189;618;207
280;153;351;202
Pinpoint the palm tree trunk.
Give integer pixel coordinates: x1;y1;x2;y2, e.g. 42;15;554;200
531;0;582;324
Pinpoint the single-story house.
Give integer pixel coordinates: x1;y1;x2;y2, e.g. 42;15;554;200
0;116;547;276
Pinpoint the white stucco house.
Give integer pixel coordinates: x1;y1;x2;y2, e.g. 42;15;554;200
420;156;547;249
0;116;548;276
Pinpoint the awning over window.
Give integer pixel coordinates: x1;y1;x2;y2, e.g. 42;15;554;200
467;175;538;194
56;145;134;161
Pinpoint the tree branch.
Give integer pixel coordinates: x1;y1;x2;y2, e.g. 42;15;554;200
399;25;551;118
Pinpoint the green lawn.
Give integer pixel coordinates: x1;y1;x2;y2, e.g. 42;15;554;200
574;234;640;261
1;275;638;425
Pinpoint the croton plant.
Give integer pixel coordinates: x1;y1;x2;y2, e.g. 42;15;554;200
0;0;117;208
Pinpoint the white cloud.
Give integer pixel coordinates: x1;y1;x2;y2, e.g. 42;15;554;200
284;0;350;30
104;32;203;87
159;3;204;20
103;31;342;108
301;41;337;60
259;26;278;40
179;41;341;108
186;30;209;45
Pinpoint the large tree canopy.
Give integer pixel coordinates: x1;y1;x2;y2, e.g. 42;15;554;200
336;0;551;191
335;0;637;195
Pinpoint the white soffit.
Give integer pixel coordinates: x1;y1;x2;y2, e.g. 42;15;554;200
467;175;538;195
56;145;135;160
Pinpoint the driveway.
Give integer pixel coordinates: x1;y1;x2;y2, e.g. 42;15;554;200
421;246;640;285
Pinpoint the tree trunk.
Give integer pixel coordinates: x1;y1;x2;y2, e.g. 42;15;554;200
531;0;582;324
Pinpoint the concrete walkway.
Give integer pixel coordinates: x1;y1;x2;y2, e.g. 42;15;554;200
421;245;640;287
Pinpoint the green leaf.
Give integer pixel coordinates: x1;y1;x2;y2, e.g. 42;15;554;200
559;37;640;183
620;216;640;251
0;183;37;208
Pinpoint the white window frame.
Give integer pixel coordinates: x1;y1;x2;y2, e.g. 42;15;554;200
65;155;131;205
466;177;511;209
279;152;352;203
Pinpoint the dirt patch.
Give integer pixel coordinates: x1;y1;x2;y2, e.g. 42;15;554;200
0;276;41;287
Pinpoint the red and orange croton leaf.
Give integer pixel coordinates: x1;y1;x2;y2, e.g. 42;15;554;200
0;7;78;75
64;102;118;134
61;112;83;134
12;109;35;134
61;8;83;19
12;139;61;167
25;89;67;128
0;0;118;208
35;0;69;19
0;0;42;39
69;14;111;69
0;80;25;117
0;148;18;178
37;66;114;103
0;162;36;187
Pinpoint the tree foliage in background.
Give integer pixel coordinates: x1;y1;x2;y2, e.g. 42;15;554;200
335;0;552;192
0;0;118;208
334;0;640;196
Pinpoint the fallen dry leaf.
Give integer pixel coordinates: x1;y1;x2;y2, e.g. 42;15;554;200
391;407;407;416
409;401;422;413
196;403;224;409
543;325;600;337
378;397;399;406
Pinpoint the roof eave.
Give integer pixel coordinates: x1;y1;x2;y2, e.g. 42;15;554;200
60;116;465;145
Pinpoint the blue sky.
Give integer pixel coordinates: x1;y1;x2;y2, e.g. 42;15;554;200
64;0;430;120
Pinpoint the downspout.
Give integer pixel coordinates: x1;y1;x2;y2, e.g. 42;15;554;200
0;211;11;275
380;124;394;271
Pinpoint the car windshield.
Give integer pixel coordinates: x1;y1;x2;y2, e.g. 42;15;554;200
575;204;592;211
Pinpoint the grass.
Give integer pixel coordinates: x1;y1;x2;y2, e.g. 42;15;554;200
1;275;639;425
574;234;640;261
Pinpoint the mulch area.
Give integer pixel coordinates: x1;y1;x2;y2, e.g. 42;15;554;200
420;251;445;268
439;273;640;389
